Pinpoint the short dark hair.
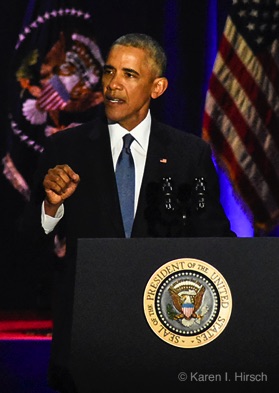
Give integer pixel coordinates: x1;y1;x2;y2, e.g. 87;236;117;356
110;33;167;77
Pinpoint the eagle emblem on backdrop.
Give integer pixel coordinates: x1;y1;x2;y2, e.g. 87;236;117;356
3;6;104;202
2;4;104;257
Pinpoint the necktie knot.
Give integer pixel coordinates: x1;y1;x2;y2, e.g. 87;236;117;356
123;133;134;154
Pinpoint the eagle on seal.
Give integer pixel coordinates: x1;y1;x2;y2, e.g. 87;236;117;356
168;280;206;320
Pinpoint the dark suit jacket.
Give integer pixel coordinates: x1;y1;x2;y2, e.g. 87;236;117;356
19;115;235;391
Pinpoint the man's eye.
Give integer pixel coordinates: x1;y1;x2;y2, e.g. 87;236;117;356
103;68;113;75
125;72;135;78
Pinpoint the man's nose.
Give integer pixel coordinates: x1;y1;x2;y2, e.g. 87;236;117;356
106;73;122;90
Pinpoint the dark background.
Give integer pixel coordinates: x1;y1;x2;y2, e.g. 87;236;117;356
0;1;232;311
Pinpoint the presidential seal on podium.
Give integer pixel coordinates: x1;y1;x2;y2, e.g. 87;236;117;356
143;258;232;348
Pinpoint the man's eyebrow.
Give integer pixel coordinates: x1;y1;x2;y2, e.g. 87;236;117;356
122;67;140;76
103;64;140;76
103;64;114;71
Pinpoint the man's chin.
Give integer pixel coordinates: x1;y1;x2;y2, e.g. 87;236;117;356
104;109;122;124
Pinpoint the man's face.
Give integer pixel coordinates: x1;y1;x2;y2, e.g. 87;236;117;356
102;45;157;131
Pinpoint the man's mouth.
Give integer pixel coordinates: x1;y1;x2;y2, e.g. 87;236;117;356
105;95;124;103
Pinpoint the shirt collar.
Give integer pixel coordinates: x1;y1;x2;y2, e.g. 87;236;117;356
108;110;151;153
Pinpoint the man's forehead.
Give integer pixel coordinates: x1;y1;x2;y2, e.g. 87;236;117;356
106;45;153;72
108;44;147;59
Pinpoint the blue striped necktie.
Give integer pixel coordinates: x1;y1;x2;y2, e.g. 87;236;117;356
115;134;135;237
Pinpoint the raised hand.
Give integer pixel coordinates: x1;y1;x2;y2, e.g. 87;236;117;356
43;164;80;216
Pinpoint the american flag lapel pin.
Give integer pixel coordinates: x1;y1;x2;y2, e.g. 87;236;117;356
160;158;167;164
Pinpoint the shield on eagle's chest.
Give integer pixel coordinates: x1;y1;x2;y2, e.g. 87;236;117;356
182;302;194;318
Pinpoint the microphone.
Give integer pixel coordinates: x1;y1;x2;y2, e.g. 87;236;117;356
161;177;175;211
193;177;206;211
160;176;206;235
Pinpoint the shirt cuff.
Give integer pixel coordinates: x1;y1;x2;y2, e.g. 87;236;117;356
41;201;64;234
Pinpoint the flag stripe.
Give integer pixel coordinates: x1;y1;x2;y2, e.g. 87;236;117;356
38;84;67;111
257;40;279;95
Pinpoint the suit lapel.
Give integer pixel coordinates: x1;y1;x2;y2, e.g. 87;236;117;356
132;120;172;236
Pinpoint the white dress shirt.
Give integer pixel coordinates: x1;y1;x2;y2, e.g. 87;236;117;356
42;111;151;234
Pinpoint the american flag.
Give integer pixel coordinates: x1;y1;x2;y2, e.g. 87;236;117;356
202;0;279;234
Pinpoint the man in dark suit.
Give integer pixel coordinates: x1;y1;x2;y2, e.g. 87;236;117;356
20;33;236;392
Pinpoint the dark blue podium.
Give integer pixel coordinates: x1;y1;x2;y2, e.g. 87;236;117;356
70;238;279;391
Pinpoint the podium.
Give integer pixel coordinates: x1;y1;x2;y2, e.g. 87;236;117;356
70;238;279;391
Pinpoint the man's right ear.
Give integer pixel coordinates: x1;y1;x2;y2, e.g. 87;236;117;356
151;77;168;99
